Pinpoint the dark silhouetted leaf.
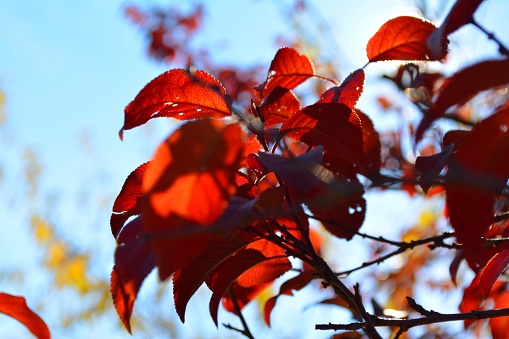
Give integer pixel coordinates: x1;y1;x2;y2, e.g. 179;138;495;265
367;16;441;62
143;119;245;280
427;0;483;59
259;86;301;126
357;110;381;179
111;216;156;334
0;293;50;339
415;144;454;193
446;109;509;268
317;69;365;109
281;103;364;173
255;47;315;98
111;162;148;239
417;59;509;143
120;69;232;139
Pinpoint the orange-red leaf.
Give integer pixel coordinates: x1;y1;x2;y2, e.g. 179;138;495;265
0;293;50;339
367;16;440;62
120;69;232;139
478;248;509;298
143;119;245;280
427;0;483;59
446;109;509;268
317;69;365;110
206;241;291;325
255;47;315;98
111;216;156;334
264;270;316;326
110;162;148;239
259;86;301;127
490;290;509;339
281;103;364;173
417;59;509;143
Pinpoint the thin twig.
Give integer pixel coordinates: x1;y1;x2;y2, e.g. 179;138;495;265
315;307;509;331
226;287;255;339
471;18;509;57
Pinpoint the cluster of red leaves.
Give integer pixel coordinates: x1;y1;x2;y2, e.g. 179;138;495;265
113;1;509;337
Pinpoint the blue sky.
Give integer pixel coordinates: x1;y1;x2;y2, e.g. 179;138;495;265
0;0;508;338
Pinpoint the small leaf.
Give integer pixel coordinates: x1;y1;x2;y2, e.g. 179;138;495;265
478;248;509;298
143;119;245;280
0;293;50;339
416;59;509;143
111;216;156;334
110;162;148;239
281;103;364;173
317;69;365;109
255;47;315;98
264;270;316;326
367;16;441;62
259;86;301;126
415;144;454;193
120;69;232;139
427;0;483;59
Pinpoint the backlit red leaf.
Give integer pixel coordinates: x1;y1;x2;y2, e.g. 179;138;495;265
356;110;381;180
143;119;245;280
259;86;300;126
255;47;315;98
110;162;148;239
281;103;364;173
317;69;365;110
446;109;509;268
478;248;509;298
206;242;291;325
264;270;316;326
427;0;483;59
0;293;50;339
367;16;440;62
490;290;509;339
417;59;509;143
111;216;156;334
120;69;232;139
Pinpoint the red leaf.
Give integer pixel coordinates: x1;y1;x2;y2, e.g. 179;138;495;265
427;0;483;59
143;119;245;280
264;270;316;326
317;69;365;110
206;241;291;325
281;103;364;173
478;248;509;298
110;162;148;239
173;231;255;322
366;16;441;62
222;282;270;313
417;59;509;143
259;86;301;127
446;109;509;268
308;176;366;240
490;290;509;339
0;293;50;339
356;110;381;180
255;47;315;98
110;216;156;333
120;69;232;139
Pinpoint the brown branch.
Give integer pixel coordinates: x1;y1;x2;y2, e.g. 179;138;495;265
224;287;255;339
315;307;509;332
471;18;509;57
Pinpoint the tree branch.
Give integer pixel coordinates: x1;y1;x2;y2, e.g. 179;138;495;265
315;307;509;332
225;287;255;339
471;18;509;57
